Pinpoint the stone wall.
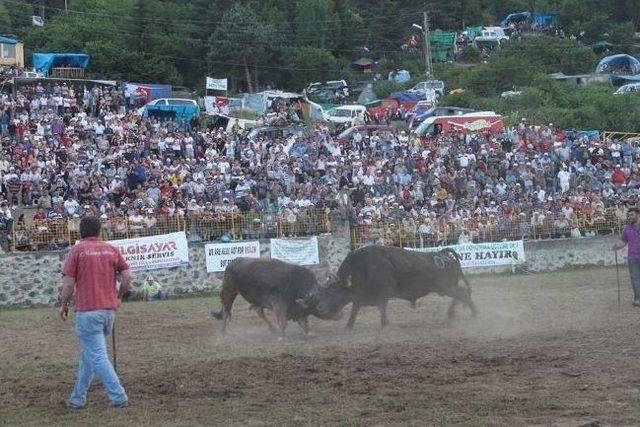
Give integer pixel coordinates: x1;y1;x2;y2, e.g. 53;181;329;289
0;220;625;307
0;221;352;307
462;235;624;275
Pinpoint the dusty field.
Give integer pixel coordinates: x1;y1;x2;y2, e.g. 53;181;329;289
1;266;640;426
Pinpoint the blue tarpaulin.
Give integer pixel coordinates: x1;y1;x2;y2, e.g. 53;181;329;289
500;11;557;27
389;91;425;102
532;12;557;27
33;53;90;73
0;36;18;45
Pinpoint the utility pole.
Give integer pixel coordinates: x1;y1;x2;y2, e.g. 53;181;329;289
423;11;434;80
40;0;45;21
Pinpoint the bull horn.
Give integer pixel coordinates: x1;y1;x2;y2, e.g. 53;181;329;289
295;298;309;309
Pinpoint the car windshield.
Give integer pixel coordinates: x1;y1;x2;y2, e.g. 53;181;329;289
330;109;352;117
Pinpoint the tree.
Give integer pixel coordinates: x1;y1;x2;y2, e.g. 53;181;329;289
0;0;12;31
207;2;284;92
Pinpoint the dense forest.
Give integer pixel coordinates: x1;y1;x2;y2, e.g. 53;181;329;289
1;0;639;90
2;0;640;130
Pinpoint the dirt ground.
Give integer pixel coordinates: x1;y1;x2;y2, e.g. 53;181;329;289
2;266;640;426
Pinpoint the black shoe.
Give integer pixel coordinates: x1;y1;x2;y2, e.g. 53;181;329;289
65;400;85;409
110;399;129;408
633;300;640;307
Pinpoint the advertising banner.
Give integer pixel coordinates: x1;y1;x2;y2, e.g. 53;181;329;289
205;241;260;272
270;237;319;266
108;232;189;272
406;240;525;268
206;77;228;91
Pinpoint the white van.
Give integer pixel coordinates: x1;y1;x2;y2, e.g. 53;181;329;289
324;105;367;126
476;26;509;42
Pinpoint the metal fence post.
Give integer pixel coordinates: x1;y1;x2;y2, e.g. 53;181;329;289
11;220;15;252
67;217;72;246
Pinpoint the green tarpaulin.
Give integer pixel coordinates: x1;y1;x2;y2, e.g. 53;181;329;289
430;32;456;62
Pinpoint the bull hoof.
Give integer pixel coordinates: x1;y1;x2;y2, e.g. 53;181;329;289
277;336;285;342
306;331;316;338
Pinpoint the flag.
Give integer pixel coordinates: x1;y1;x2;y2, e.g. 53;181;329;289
206;77;228;91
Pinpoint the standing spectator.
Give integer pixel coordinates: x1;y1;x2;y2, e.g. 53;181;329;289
59;216;132;408
612;207;640;307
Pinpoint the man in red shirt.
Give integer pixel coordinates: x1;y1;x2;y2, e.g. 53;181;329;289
612;164;627;185
59;216;132;409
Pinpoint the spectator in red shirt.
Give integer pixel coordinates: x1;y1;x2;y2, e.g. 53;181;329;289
612;165;627;185
59;216;132;409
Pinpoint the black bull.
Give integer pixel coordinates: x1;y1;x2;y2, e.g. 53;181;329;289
316;245;478;329
212;257;338;337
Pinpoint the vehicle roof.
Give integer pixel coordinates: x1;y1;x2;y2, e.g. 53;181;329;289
331;104;366;110
424;111;500;122
153;98;197;102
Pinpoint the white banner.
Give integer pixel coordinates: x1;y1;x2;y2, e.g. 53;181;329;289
107;232;189;272
406;240;525;268
205;241;260;272
204;96;219;115
270;237;319;266
206;77;228;91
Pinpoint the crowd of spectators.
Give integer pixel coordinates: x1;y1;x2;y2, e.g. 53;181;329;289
0;79;637;250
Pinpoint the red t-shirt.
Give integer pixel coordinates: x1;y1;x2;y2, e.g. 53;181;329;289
62;237;129;311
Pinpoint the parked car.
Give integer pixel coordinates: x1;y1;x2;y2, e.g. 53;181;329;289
324;105;367;126
409;80;445;97
475;26;509;42
336;125;396;144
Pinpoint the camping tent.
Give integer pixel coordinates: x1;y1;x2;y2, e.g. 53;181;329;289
357;83;377;105
592;41;617;54
611;73;640;86
350;58;377;73
500;11;530;27
32;53;90;73
388;70;410;83
595;54;640;75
